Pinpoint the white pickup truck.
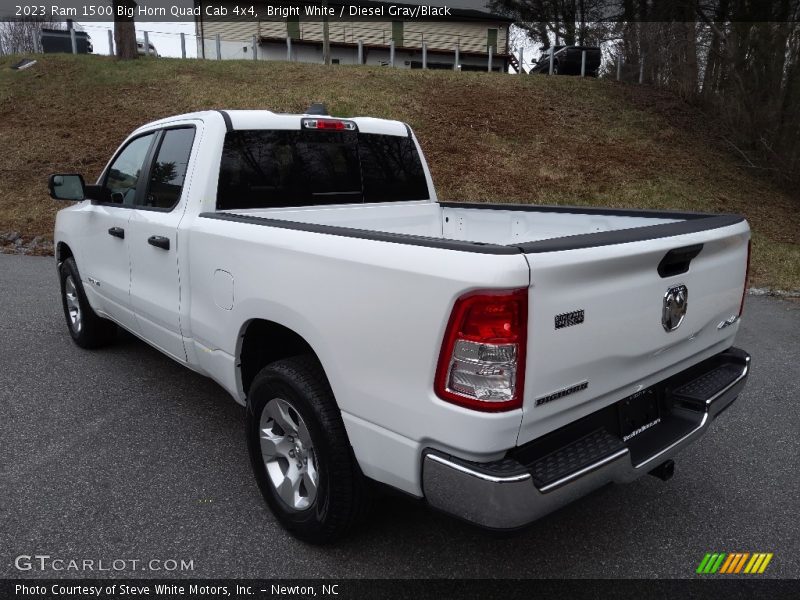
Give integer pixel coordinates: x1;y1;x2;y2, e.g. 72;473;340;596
50;108;751;543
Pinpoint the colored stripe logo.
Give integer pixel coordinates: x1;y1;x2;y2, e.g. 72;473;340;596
696;552;773;574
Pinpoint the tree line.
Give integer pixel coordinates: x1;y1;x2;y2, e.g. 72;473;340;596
493;0;800;188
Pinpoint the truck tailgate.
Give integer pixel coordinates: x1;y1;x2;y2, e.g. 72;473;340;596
518;220;750;445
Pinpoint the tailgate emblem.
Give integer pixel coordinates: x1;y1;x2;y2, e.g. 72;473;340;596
535;381;588;406
662;284;688;332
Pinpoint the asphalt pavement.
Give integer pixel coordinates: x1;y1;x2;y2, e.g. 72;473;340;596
1;254;798;579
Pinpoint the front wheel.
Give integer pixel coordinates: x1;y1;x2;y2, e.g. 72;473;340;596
246;355;370;544
59;257;117;348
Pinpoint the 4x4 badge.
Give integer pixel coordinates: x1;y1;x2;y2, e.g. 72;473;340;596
662;284;688;332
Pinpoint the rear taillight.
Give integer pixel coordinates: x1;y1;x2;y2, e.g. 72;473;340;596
434;289;528;412
738;239;752;317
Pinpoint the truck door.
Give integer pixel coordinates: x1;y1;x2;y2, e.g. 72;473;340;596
127;126;197;362
82;131;158;333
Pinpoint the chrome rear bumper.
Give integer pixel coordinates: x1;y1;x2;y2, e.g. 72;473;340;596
422;348;750;530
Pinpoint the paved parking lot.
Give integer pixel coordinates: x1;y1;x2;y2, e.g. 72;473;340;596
1;254;798;579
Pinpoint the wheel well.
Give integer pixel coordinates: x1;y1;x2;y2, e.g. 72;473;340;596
239;320;316;395
56;242;74;265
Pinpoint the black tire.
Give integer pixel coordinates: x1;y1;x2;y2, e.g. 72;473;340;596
246;355;370;544
59;257;117;348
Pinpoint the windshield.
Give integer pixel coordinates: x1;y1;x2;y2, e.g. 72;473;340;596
216;130;429;210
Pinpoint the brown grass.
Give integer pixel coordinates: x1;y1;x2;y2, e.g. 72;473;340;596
0;54;797;288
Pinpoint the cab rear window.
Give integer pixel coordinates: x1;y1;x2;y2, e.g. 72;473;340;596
216;130;429;210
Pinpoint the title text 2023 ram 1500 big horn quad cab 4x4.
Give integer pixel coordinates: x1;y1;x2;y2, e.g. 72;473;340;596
49;108;751;543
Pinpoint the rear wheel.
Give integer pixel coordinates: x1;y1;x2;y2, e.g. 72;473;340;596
59;257;117;348
246;355;370;544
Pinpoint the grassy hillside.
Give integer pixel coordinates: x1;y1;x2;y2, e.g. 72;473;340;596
0;54;797;289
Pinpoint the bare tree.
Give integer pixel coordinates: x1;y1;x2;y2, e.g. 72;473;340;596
507;24;528;51
490;0;607;52
112;0;138;59
0;17;61;54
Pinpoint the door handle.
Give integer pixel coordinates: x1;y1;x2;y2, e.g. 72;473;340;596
147;235;170;250
657;244;703;278
108;227;125;239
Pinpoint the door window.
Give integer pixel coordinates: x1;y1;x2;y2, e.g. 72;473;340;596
140;128;196;210
104;133;157;205
287;16;300;40
392;21;403;46
487;28;498;53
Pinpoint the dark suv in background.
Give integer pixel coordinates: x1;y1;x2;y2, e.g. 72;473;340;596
532;45;601;76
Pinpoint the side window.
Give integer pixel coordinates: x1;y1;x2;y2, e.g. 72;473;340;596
104;133;156;205
140;128;196;210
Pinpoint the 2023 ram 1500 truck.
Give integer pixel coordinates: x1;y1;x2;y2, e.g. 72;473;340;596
50;108;751;543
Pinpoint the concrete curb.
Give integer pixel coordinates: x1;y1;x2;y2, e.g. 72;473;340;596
749;287;800;299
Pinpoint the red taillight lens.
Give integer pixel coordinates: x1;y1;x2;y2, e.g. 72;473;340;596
317;119;346;130
739;239;751;317
434;289;528;412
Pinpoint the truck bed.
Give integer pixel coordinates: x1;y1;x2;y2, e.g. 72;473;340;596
208;200;744;254
203;199;749;449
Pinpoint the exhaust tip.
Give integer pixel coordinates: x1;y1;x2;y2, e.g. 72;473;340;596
648;459;675;482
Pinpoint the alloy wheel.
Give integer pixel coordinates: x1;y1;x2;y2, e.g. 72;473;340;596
259;397;319;511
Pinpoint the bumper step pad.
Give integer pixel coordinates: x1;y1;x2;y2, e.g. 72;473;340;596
671;364;745;402
528;428;625;488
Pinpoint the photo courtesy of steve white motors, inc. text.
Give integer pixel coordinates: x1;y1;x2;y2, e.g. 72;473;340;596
14;583;339;597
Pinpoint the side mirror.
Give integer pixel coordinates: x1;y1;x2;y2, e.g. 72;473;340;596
49;174;86;201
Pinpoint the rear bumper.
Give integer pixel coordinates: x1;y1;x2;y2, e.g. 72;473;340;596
422;347;750;530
